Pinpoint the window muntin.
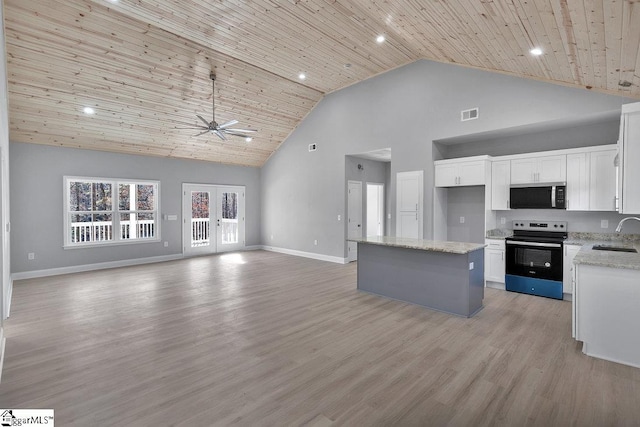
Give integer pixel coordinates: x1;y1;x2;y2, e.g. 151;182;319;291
65;177;159;247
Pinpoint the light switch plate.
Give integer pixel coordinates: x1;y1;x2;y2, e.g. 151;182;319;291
460;216;465;224
469;262;474;270
601;219;608;229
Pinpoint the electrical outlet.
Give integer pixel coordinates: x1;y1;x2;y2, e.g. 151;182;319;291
163;241;169;247
314;239;318;245
500;217;506;225
601;219;608;229
28;252;35;260
460;216;465;224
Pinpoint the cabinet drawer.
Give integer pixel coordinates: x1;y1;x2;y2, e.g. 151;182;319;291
485;239;505;250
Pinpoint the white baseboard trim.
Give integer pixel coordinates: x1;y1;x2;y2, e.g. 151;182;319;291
11;254;185;281
262;246;348;264
0;327;5;384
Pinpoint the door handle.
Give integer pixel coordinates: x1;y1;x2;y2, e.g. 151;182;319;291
217;219;220;227
357;224;361;227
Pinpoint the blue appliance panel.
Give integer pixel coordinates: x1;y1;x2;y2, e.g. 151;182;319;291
505;274;563;300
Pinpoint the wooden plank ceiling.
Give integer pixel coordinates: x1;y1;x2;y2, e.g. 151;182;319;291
4;0;640;167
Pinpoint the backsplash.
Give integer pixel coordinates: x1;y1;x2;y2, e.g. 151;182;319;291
494;209;640;235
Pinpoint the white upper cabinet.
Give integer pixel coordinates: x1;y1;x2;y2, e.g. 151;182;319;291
434;158;488;187
589;149;617;211
551;147;617;211
566;153;590;211
491;160;510;210
511;154;566;184
619;102;640;214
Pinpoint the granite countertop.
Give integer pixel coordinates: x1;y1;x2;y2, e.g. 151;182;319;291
486;229;513;240
573;240;640;270
349;236;485;254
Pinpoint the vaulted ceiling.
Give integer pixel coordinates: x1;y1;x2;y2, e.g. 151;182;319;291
4;0;640;167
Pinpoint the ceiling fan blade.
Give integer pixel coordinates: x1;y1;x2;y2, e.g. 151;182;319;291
196;115;211;126
219;119;238;129
176;125;209;130
194;130;211;137
224;128;257;133
223;131;251;138
214;130;227;141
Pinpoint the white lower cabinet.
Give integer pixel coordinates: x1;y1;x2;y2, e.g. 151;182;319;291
484;239;505;284
563;244;581;295
574;263;640;368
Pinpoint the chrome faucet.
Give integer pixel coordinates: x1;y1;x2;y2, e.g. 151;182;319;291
615;217;640;232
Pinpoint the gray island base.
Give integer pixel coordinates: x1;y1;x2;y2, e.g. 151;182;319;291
352;237;485;318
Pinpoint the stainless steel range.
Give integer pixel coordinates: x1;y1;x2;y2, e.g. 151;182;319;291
505;220;567;300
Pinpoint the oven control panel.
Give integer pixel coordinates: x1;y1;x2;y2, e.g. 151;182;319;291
512;220;567;231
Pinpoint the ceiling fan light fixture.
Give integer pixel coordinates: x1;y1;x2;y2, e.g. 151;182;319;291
298;73;306;80
177;73;258;142
83;106;95;115
245;137;252;142
530;47;543;56
376;35;385;43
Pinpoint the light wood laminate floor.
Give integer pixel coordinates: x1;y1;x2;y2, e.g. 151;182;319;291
1;250;639;426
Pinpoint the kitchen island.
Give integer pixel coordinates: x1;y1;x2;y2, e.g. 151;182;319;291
350;236;485;317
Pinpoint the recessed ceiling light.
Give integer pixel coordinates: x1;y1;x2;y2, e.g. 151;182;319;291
530;47;543;56
83;107;95;115
245;137;252;142
298;73;306;80
376;35;385;44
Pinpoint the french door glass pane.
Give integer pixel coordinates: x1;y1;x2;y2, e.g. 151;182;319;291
221;192;238;244
191;191;210;247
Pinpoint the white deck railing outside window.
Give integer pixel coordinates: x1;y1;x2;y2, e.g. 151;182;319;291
70;219;155;243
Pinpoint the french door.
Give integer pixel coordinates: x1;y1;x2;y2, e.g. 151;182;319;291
182;184;245;256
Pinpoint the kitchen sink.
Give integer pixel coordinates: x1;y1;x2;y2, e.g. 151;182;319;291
592;245;638;253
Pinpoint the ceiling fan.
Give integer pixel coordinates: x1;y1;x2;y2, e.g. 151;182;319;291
177;72;257;141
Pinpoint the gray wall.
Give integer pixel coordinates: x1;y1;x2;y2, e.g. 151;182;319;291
438;119;620;159
261;59;629;259
446;186;485;244
345;156;391;238
10;142;261;273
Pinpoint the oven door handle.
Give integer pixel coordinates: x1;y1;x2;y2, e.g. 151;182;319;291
506;240;562;248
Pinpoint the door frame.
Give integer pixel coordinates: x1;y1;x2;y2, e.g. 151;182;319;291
347;180;363;262
366;182;384;237
182;183;245;256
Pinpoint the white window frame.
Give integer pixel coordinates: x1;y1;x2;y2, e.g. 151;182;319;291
64;176;161;248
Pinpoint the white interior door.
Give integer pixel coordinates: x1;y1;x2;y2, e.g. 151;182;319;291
347;181;363;262
183;184;245;256
396;171;423;239
366;183;384;237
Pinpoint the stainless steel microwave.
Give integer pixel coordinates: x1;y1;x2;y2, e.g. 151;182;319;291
509;185;566;209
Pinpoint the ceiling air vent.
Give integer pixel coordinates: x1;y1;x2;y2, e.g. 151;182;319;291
308;143;317;152
461;108;479;122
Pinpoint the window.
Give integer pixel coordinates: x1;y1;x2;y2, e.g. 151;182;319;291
64;177;159;247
